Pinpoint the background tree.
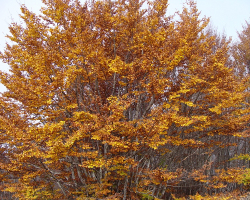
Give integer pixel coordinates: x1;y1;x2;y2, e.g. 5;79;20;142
233;20;250;77
229;19;250;193
0;0;249;199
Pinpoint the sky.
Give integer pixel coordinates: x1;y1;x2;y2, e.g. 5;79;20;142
0;0;250;92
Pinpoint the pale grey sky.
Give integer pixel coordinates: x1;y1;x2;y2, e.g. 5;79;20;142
0;0;250;92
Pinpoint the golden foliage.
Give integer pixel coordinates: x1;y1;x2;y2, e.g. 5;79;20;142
0;0;249;199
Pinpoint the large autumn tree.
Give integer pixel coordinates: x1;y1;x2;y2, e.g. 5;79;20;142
0;0;249;199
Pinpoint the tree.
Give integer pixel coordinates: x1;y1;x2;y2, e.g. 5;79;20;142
0;0;249;199
233;20;250;77
230;19;250;193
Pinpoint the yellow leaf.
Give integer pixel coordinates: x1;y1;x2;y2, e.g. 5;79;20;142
209;106;222;114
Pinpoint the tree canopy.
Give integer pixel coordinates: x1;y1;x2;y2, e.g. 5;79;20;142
0;0;250;199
